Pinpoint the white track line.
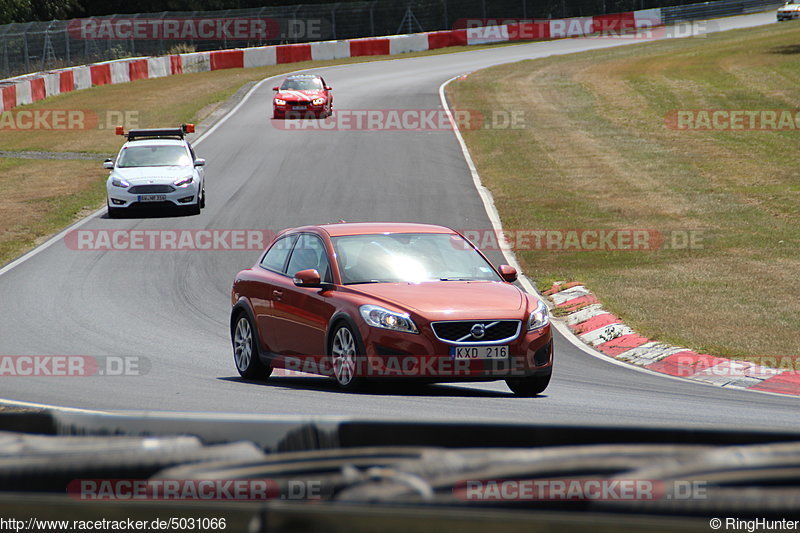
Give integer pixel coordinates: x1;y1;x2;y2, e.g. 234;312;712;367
0;397;111;414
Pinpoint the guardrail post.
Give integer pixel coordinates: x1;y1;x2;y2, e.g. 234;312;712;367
289;5;299;44
369;1;375;36
64;25;70;63
331;4;339;40
222;9;230;50
190;11;197;52
158;11;166;56
23;30;29;74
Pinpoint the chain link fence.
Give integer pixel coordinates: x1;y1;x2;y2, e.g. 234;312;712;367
0;0;784;79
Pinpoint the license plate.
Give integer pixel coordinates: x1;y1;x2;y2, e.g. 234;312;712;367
449;346;509;360
138;194;167;202
292;105;307;110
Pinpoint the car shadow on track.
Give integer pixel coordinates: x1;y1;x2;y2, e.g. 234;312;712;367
218;376;524;398
102;206;198;219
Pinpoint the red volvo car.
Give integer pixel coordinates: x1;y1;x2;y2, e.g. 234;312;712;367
230;223;553;396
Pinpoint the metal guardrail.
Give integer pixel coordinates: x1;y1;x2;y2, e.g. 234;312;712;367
0;0;785;79
662;0;783;23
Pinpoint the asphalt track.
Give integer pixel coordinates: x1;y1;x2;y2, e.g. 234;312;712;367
0;11;797;430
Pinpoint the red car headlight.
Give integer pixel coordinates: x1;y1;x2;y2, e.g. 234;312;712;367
359;305;419;334
527;300;550;331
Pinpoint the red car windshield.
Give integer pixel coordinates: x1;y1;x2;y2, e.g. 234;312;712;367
332;233;501;284
280;78;324;91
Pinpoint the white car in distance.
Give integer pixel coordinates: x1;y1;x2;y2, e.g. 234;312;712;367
777;0;800;20
105;124;206;218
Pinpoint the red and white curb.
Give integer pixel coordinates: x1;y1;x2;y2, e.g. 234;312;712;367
0;8;662;113
545;282;800;397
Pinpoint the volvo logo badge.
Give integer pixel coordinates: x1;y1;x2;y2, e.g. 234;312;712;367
470;323;486;339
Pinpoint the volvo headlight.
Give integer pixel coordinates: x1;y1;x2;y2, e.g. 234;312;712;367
360;305;418;334
527;299;550;331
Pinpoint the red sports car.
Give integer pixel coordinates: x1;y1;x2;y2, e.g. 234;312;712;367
272;74;333;119
230;223;553;396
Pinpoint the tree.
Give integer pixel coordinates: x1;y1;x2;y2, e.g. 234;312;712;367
0;0;82;23
29;0;82;20
0;0;33;24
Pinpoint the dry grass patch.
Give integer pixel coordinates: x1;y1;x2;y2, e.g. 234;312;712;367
0;158;103;262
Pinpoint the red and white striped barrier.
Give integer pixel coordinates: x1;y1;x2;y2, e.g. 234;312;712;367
0;8;662;113
546;282;800;397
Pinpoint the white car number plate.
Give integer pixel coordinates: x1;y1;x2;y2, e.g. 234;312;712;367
292;105;307;110
138;194;167;202
449;346;509;360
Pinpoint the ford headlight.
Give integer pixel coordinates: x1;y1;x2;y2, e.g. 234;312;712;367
360;305;418;334
111;177;130;188
173;175;194;187
527;300;550;331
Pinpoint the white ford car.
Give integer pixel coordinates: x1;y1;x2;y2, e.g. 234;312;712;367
778;0;800;20
105;124;206;218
